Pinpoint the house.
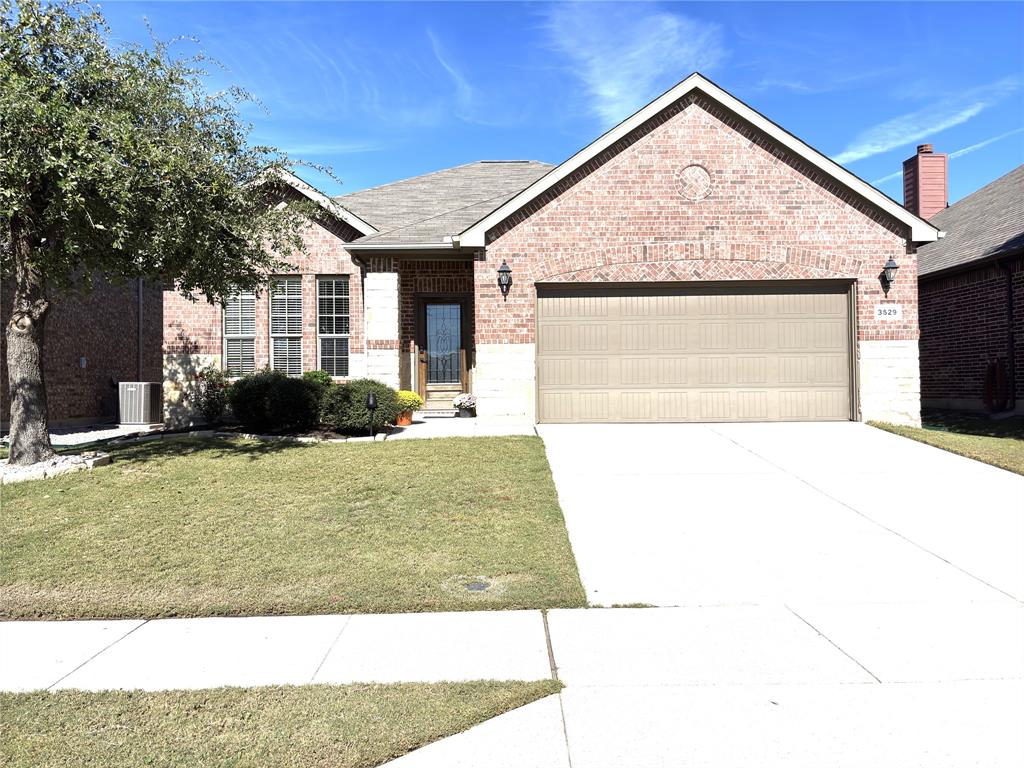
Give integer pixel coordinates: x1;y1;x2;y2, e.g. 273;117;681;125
910;153;1023;414
0;279;163;427
163;73;939;427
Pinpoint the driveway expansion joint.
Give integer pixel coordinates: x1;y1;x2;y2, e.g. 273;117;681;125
784;605;882;684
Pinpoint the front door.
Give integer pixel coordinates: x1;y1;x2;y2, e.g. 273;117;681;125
421;302;464;407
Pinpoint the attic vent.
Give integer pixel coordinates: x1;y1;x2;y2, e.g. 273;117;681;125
479;160;532;164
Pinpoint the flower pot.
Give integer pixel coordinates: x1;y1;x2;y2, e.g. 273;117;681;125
396;410;413;426
458;407;475;418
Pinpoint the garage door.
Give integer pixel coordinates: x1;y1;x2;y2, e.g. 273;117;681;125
536;284;852;423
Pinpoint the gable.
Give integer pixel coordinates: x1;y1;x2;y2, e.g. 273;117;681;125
457;74;939;247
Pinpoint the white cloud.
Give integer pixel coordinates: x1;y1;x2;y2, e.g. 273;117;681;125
833;76;1020;165
949;127;1024;159
427;29;474;119
872;169;903;187
281;141;383;156
542;3;726;126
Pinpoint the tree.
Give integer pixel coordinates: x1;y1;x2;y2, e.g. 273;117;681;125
1;0;317;464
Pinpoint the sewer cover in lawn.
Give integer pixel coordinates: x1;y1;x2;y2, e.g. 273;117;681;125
464;579;490;592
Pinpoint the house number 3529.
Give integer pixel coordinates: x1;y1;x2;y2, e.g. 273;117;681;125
874;304;903;320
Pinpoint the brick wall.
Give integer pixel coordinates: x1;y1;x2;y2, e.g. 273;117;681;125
1;278;163;425
919;254;1023;411
162;211;365;424
478;93;915;346
397;259;474;352
474;92;920;423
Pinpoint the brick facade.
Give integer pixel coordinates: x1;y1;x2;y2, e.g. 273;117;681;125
919;255;1023;411
474;94;920;423
162;211;366;425
1;278;163;425
477;94;915;345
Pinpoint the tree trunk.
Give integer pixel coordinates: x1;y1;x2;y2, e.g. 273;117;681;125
6;217;55;466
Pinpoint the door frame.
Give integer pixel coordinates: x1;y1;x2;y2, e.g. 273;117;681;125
414;294;473;399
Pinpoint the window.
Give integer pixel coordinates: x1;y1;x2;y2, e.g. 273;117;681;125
270;277;303;375
223;291;255;376
317;276;350;377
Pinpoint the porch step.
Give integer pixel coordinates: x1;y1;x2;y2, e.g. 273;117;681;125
421;409;458;418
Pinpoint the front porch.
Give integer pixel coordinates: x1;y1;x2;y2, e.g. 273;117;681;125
363;258;476;413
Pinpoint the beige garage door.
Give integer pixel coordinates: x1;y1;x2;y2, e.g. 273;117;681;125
536;284;852;423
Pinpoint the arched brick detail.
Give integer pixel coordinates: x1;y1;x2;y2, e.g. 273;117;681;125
536;242;864;282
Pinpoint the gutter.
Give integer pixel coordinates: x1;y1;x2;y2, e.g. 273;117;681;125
343;241;456;251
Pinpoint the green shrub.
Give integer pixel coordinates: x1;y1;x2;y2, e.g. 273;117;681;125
193;367;229;425
302;370;334;415
226;369;319;432
396;390;425;412
323;378;400;433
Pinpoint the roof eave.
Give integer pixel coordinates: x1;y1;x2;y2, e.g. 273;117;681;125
458;73;940;247
265;168;379;237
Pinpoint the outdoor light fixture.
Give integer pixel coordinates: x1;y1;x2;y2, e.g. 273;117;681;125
366;391;378;437
881;257;900;296
497;260;513;300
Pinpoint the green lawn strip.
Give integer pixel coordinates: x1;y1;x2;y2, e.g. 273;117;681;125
1;436;586;619
0;680;561;768
869;419;1024;476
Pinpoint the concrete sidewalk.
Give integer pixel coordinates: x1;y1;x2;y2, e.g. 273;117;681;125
0;610;551;693
4;603;1023;766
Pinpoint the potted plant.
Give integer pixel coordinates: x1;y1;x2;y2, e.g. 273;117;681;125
453;393;477;418
395;390;425;426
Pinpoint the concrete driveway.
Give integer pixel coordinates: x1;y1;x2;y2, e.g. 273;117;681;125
531;422;1024;767
539;421;1024;607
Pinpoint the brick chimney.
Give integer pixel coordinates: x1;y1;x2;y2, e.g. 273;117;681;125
903;143;948;220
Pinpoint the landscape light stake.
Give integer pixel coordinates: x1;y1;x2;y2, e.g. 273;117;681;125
366;391;377;438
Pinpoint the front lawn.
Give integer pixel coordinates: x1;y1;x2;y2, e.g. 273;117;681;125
870;411;1024;475
0;681;560;768
0;436;586;619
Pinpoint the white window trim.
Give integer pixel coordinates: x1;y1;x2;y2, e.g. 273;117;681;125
223;290;255;378
317;275;351;378
269;276;303;376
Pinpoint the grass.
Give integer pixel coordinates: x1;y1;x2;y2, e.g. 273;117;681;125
0;436;586;619
870;410;1024;475
0;680;560;768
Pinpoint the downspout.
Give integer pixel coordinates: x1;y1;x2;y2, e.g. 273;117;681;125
137;278;144;381
1002;259;1016;412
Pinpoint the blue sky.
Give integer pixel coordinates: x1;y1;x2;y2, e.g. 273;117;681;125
102;2;1024;204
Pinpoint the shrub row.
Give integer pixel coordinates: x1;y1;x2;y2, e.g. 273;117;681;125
207;368;400;434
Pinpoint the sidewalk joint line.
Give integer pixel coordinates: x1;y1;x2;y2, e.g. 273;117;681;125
557;690;575;768
46;619;150;691
541;609;559;682
309;616;352;684
785;604;882;683
709;427;1021;604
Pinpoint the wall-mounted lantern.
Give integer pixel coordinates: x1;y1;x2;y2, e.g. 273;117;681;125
497;260;513;301
881;257;900;296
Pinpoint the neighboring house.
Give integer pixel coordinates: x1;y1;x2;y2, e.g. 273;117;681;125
164;73;940;427
911;156;1023;414
1;279;162;427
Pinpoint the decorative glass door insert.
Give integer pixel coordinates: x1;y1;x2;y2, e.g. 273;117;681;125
425;303;461;384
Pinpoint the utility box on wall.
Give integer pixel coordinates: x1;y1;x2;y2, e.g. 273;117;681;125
118;382;162;425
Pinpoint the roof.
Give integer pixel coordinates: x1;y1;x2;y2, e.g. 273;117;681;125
917;164;1024;277
266;168;377;237
457;73;941;247
334;161;553;247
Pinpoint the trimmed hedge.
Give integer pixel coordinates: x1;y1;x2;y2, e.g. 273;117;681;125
226;369;319;432
323;378;400;433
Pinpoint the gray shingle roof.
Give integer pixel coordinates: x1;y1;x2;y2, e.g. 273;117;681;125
918;164;1024;277
333;160;554;245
